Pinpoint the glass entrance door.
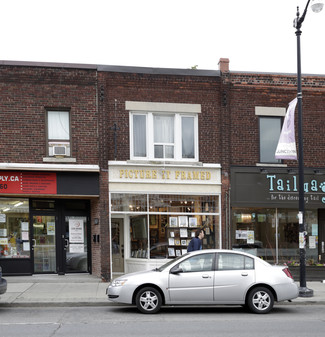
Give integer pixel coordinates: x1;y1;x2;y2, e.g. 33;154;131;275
111;218;124;275
32;215;56;273
65;216;88;273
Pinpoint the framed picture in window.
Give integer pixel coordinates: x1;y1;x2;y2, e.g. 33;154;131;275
168;248;175;257
189;217;197;228
180;228;188;237
168;238;175;245
181;239;187;246
178;216;188;227
169;217;178;227
175;250;181;257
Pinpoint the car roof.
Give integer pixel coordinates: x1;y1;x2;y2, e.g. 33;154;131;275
188;249;258;258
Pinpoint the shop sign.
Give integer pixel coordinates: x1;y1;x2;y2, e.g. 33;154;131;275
119;169;211;180
0;171;57;195
266;174;325;205
232;170;325;207
109;165;221;185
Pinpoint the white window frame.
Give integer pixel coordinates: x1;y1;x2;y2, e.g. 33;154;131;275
127;101;200;162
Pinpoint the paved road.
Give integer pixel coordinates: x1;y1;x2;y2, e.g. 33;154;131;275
0;304;324;337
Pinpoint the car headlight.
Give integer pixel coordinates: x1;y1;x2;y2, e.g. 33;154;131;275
110;279;127;287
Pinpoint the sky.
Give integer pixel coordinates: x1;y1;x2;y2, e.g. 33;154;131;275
1;0;325;75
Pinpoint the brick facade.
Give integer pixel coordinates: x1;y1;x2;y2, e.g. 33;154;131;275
1;60;325;278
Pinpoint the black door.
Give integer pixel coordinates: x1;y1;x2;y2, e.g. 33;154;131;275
319;210;325;263
61;200;90;274
30;199;90;274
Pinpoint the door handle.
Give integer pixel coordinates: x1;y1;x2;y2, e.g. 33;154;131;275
241;272;248;277
202;275;211;279
65;239;69;250
32;239;36;250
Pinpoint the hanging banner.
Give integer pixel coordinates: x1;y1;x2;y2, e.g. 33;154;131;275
275;98;298;160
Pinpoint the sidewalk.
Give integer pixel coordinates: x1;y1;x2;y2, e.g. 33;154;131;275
1;274;325;307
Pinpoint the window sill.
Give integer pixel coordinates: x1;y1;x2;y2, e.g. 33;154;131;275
43;157;77;163
127;159;203;166
256;163;287;167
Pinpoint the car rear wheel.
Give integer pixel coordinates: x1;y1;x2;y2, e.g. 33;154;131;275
135;287;162;314
247;287;274;314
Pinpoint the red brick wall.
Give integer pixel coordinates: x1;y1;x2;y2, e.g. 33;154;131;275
98;71;222;164
0;65;99;164
225;72;325;168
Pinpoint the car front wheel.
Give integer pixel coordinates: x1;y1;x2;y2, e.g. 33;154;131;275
247;287;274;314
135;287;162;314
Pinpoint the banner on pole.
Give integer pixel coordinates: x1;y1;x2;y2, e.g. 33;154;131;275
275;98;298;160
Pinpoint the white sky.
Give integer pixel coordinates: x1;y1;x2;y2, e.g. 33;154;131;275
1;0;325;74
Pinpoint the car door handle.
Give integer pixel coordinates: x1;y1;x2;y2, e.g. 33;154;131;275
241;272;248;276
202;275;211;278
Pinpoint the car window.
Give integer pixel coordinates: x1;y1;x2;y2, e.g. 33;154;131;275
217;253;254;270
178;253;214;273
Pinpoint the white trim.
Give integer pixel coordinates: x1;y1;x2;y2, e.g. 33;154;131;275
130;112;199;161
126;101;201;113
255;106;286;116
108;160;221;169
0;163;100;172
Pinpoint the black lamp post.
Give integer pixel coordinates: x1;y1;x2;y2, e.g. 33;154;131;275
293;0;323;297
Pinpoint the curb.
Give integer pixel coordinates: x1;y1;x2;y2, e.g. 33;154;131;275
1;300;324;308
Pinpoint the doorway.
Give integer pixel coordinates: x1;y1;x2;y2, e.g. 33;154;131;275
30;199;90;274
32;214;57;273
318;210;325;263
111;218;124;276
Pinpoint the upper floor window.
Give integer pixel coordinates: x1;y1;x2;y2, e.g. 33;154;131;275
259;117;282;163
127;101;200;161
255;107;286;164
47;111;70;141
47;110;71;157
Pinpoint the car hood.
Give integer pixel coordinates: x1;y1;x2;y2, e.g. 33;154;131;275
114;269;160;281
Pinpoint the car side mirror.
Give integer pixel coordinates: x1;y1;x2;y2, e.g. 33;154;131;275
170;266;183;274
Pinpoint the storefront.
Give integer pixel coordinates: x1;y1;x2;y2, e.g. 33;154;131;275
0;166;99;275
108;162;222;278
231;167;325;266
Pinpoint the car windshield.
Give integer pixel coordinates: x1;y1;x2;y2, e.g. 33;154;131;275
157;254;189;272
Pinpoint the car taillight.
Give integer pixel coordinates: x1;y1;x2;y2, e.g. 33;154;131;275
282;267;293;279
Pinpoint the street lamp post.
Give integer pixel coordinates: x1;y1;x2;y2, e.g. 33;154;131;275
293;0;323;297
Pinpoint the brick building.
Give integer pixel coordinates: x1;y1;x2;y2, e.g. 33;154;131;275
1;59;325;280
223;62;325;270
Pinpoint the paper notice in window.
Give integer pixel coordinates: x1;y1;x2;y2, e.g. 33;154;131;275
309;236;316;249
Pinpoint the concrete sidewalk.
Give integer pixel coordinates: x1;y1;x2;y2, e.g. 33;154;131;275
1;274;325;307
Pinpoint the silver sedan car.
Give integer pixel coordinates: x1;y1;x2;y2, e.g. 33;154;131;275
106;249;298;314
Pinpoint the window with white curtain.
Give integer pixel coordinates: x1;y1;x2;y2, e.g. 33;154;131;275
131;112;198;161
47;111;70;140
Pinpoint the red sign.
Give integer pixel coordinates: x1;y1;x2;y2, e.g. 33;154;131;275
0;172;57;195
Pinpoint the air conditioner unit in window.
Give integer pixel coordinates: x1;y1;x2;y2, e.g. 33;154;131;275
53;145;67;156
48;141;70;157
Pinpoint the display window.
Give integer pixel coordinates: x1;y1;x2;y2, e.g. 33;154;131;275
0;198;30;259
232;208;318;264
111;193;221;260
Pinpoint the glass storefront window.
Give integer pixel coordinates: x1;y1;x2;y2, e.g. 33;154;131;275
112;193;221;260
232;208;319;265
130;215;148;258
0;198;30;259
149;214;219;259
149;195;219;213
111;193;147;212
